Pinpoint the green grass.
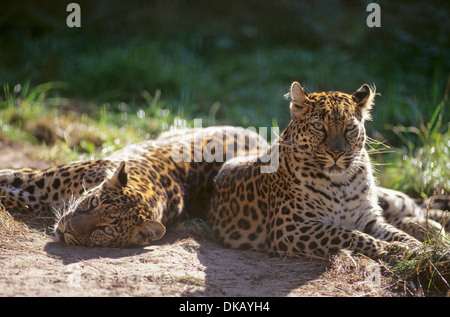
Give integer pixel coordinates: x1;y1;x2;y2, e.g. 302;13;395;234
0;81;191;163
389;209;450;296
376;87;449;197
1;1;449;132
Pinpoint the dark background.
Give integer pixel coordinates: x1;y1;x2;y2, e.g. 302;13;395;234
1;0;449;135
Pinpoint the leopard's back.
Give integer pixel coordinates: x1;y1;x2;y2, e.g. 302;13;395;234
1;126;268;247
52;126;268;247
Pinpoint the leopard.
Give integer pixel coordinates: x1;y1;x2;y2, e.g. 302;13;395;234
377;187;449;240
209;81;448;263
1;95;446;252
0;126;267;247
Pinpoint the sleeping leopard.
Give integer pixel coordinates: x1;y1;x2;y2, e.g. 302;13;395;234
0;126;267;247
209;82;448;262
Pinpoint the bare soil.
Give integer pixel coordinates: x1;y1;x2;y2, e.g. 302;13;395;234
0;144;402;297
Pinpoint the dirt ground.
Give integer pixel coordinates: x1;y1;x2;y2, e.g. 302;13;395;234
0;144;404;297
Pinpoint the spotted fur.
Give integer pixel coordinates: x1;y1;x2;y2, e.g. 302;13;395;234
378;188;449;241
209;82;447;262
0;126;266;247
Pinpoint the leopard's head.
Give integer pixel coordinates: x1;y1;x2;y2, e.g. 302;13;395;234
284;81;375;176
54;161;166;247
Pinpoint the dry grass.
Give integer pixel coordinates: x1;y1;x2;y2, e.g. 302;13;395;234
0;202;31;240
323;250;397;296
0;202;62;262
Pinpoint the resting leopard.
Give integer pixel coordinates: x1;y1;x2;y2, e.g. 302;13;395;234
0;126;267;247
209;82;448;262
0;97;446;252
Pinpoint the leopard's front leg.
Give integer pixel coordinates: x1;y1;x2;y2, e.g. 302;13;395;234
268;218;418;263
363;213;420;244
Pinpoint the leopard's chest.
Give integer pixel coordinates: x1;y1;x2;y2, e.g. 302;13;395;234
288;172;375;227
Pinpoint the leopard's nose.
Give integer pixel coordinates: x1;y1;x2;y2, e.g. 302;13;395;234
326;149;345;161
55;228;65;242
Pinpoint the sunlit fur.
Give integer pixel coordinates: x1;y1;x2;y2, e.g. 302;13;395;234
209;82;422;262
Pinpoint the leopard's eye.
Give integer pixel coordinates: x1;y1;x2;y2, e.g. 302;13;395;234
94;225;113;236
102;226;113;235
345;124;357;132
312;122;325;131
90;196;99;209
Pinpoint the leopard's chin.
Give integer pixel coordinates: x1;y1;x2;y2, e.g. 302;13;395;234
324;165;344;176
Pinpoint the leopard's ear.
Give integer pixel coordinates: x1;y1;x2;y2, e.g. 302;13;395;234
285;82;311;118
352;84;375;120
107;161;128;189
131;220;166;245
